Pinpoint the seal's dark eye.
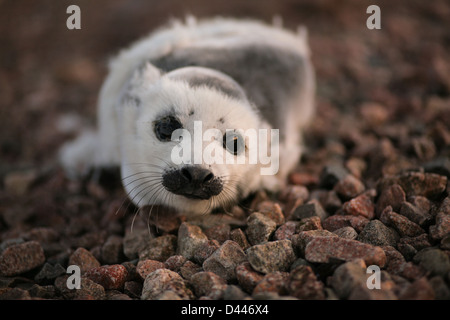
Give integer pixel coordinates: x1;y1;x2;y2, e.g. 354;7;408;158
154;116;182;141
223;132;244;155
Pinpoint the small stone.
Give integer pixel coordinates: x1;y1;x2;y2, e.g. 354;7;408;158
122;229;152;260
333;174;365;200
139;234;177;262
68;247;101;274
296;216;322;233
357;220;399;247
291;230;337;256
333;226;358;240
0;241;45;276
399;201;432;226
84;264;128;290
141;268;193;300
256;201;285;225
380;207;425;237
305;237;386;267
246;240;296;274
274;221;298;240
329;259;367;299
177;222;209;260
28;284;56;299
203;240;247;282
246;212;277;245
397;243;417;261
34;263;66;284
291;199;328;221
0;287;31;300
341;193;375;219
190;271;227;299
441;234;450;250
377;171;447;200
229;228;250;251
55;276;106;300
398;277;435;300
204;224;231;244
124;281;143;299
398;234;431;251
101;235;124;264
413;248;450;277
287;265;325;300
223;285;249;300
323;215;369;232
164;255;187;272
429;276;450;300
279;185;309;217
375;184;406;217
253;271;289;296
193;239;220;264
430;212;450;241
319;165;350;189
235;262;264;293
136;259;165;280
179;260;202;280
310;190;342;214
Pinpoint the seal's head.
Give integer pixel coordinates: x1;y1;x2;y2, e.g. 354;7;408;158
119;62;275;215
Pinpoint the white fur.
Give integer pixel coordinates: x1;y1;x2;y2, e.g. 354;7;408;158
59;17;315;216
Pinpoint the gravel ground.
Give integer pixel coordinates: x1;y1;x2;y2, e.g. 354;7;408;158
1;0;449;300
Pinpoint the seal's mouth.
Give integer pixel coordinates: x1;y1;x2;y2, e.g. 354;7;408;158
162;166;223;200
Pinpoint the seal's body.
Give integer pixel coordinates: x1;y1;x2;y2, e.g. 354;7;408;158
60;17;315;215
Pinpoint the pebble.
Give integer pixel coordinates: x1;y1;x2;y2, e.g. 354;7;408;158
55;276;106;300
229;228;251;251
322;214;369;232
291;230;337;256
319;165;350;189
413;248;450;277
380;206;425;237
377;171;447;199
122;229;152;260
332;226;358;240
34;263;66;284
179;260;202;280
0;241;45;276
429;212;450;241
101;235;124;264
287;265;325;299
296;216;322;233
255;201;285;225
341;193;375;219
291;199;328;221
246;212;277;245
329;259;366;299
252;271;289;296
177;222;209;260
138;234;177;262
246;240;296;274
68;247;101;274
375;183;406;216
190;271;227;299
193;239;220;264
164;255;187;272
274;221;298;240
357;220;399;247
203;240;247;282
141;268;193;300
333;174;365;200
204;224;231;244
305;237;386;267
399;201;432;226
235;262;264;293
84;264;128;290
398;234;431;251
279;185;309;216
398;277;435;300
136;259;165;280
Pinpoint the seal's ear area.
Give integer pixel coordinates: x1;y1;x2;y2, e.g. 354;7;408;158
128;62;162;90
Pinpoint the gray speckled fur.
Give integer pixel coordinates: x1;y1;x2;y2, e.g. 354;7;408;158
150;45;305;136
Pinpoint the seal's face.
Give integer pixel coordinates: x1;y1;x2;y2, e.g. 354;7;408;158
118;63;267;215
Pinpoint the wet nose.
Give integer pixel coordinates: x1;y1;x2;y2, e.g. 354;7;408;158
180;166;214;184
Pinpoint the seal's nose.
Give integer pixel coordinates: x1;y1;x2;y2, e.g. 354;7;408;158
162;166;223;200
180;166;214;184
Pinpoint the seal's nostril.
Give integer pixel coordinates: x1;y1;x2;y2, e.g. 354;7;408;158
203;172;214;183
181;167;192;182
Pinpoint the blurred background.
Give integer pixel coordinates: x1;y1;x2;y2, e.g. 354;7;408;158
0;0;449;192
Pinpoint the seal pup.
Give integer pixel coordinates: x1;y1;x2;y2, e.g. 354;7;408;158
59;17;315;216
